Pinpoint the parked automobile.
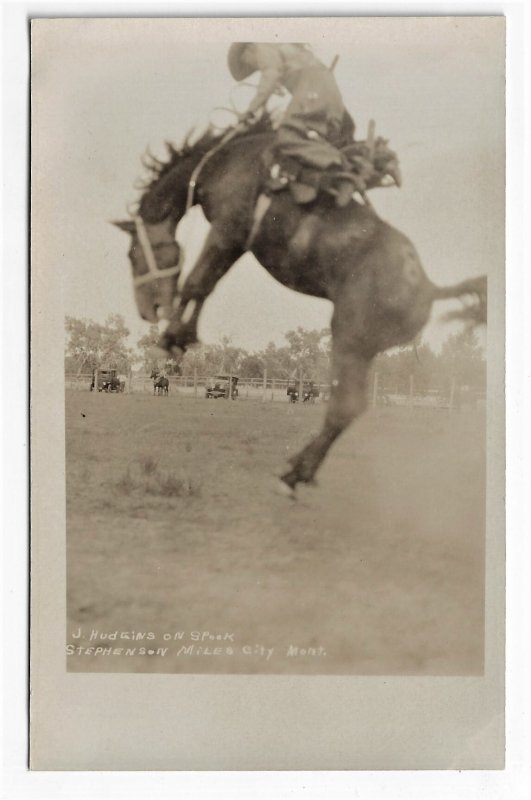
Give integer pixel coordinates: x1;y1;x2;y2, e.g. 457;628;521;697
205;375;239;399
90;368;125;393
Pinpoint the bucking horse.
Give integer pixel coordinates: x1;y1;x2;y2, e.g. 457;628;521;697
114;116;486;496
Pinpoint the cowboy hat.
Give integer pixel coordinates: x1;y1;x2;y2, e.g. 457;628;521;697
227;43;256;81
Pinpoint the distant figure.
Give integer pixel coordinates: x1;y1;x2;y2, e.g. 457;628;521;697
150;368;169;396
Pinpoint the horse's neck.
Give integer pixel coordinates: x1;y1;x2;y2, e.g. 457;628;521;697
139;132;272;224
139;150;203;224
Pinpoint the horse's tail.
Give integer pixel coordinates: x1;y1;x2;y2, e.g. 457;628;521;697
431;275;487;326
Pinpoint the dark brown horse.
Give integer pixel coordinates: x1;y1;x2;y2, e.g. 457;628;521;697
114;119;486;495
150;368;169;396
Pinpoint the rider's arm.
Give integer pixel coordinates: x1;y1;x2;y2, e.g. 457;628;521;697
246;45;284;114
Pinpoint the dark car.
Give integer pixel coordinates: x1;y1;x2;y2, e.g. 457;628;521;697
205;375;239;399
90;368;124;393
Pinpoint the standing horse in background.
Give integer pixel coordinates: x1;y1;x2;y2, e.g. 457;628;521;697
150;369;170;396
114;117;486;495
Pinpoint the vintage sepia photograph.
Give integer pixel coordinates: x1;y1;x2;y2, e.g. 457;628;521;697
28;14;510;772
31;17;504;678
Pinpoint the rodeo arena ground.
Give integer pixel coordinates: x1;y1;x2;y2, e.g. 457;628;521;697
65;368;486;676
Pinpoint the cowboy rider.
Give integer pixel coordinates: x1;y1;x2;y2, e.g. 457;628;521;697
227;42;358;206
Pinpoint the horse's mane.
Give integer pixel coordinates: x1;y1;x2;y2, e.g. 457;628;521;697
137;112;275;195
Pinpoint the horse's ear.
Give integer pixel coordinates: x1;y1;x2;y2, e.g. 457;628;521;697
111;220;135;234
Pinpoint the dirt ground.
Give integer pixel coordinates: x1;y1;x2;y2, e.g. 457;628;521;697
65;390;485;675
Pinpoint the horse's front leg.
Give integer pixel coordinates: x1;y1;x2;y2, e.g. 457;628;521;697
158;227;244;355
280;346;372;492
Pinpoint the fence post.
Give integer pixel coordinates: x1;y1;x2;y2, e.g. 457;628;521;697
372;372;379;407
127;369;132;394
271;378;275;402
228;371;233;400
193;367;198;398
409;374;414;410
262;368;267;403
298;368;304;403
94;368;99;393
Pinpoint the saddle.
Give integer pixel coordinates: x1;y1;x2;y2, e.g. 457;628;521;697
246;129;402;247
262;136;400;207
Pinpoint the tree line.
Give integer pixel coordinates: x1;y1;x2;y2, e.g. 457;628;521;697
64;314;486;393
372;334;486;397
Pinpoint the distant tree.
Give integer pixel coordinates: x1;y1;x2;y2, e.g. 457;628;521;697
249;342;283;378
437;330;486;392
199;344;225;376
179;343;218;376
65;314;134;374
372;331;485;398
178;339;245;377
137;325;161;371
259;341;292;378
136;326;182;374
239;353;265;379
373;339;438;395
217;336;246;374
284;327;332;381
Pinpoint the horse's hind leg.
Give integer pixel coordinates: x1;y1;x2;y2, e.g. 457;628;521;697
281;342;371;490
159;228;244;354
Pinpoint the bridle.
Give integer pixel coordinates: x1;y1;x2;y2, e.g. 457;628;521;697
132;215;184;288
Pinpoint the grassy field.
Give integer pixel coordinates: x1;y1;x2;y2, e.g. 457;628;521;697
66;390;485;675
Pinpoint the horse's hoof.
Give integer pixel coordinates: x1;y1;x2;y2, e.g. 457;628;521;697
274;479;297;500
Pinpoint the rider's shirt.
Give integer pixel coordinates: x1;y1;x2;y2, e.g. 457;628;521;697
243;44;344;128
231;43;348;170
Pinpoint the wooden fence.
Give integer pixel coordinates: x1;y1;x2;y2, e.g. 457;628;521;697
65;372;484;411
64;373;329;403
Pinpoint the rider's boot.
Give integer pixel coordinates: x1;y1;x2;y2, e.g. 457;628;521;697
330;180;353;207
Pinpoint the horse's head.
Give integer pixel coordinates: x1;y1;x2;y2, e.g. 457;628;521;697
112;217;182;323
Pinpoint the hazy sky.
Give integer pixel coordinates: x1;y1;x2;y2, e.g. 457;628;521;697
33;17;504;352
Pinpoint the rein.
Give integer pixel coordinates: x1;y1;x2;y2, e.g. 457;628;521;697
132;216;184;288
185;123;247;213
